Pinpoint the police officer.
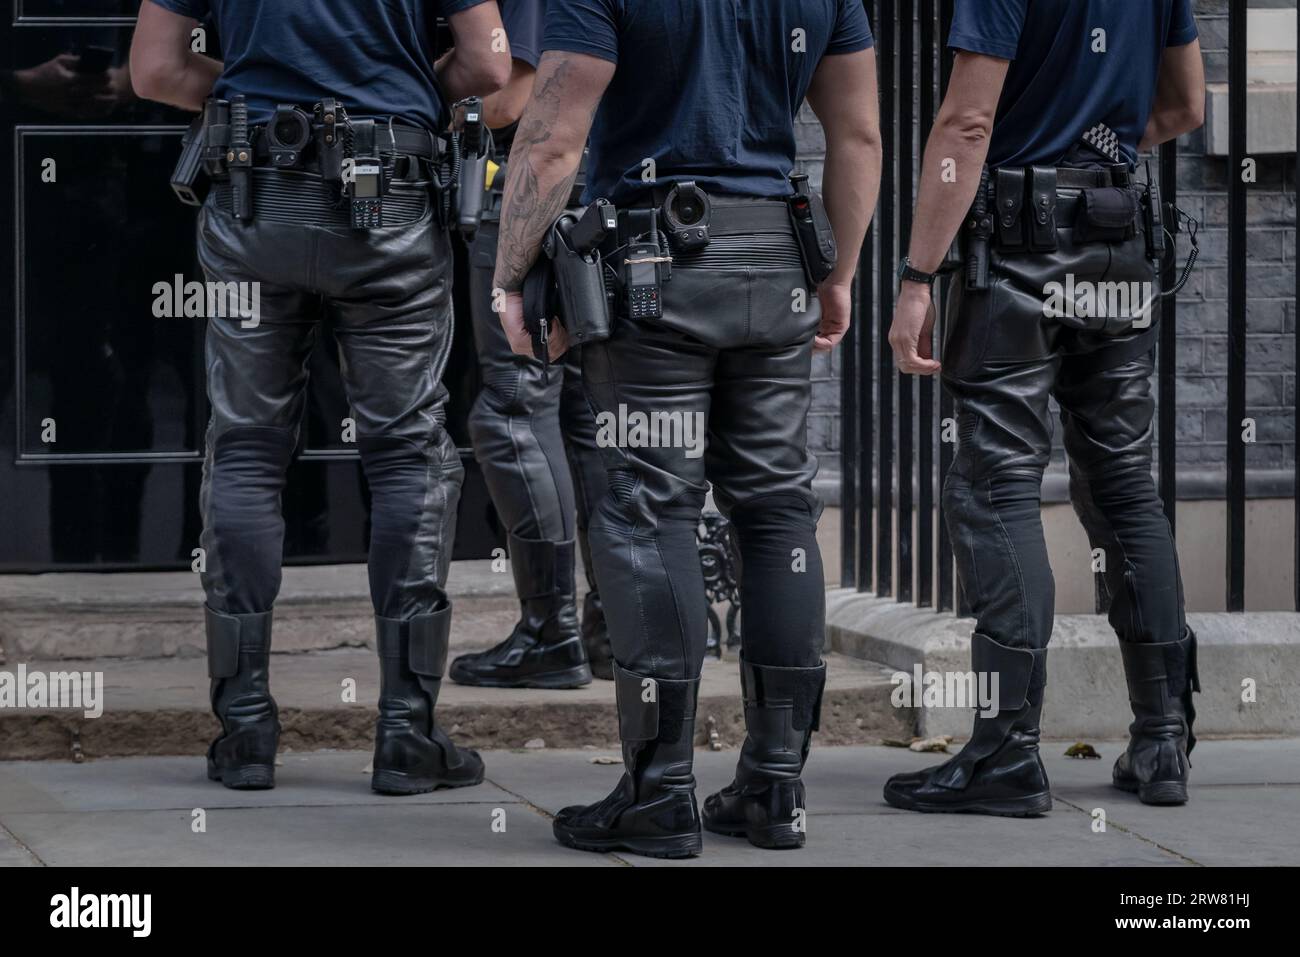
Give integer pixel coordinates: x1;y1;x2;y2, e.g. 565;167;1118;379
885;0;1205;813
130;0;510;792
449;0;615;690
494;0;881;857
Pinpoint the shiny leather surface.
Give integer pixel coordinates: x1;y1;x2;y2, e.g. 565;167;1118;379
449;535;592;688
374;612;484;792
205;606;280;788
884;634;1051;815
703;659;826;848
942;201;1184;652
1114;629;1198;802
465;220;611;668
196;181;461;620
553;666;701;857
581;202;825;682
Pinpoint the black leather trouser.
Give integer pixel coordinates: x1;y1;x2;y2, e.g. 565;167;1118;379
582;199;826;679
942;191;1185;650
196;183;461;621
466;219;606;544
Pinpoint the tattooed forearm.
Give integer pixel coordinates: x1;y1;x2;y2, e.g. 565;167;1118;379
493;56;599;293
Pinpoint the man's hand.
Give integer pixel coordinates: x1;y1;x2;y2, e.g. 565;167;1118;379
888;283;941;375
499;291;570;362
814;281;852;352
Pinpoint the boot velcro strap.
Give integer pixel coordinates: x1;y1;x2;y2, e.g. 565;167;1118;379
205;606;271;679
1119;633;1198;698
970;633;1046;712
409;608;452;678
742;659;828;732
509;534;568;600
613;662;659;741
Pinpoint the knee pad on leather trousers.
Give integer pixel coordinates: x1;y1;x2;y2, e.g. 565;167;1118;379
208;426;297;508
728;492;820;535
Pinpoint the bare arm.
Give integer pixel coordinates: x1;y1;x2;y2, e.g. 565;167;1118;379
888;51;1008;375
439;2;512;103
483;58;538;130
129;0;222;111
1139;39;1205;150
906;52;1008;274
494;51;613;293
492;51;613;360
806;47;882;351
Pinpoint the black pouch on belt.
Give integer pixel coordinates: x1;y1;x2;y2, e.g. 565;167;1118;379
1027;166;1057;252
994;167;1026;250
1074;186;1139;244
787;174;838;286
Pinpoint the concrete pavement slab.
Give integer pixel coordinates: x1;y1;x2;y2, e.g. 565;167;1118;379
1;804;620;867
2;743;1295;866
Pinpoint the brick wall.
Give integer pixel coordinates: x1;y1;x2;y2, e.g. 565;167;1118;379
799;0;1299;495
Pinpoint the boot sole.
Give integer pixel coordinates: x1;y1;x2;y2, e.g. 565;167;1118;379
371;766;486;795
1113;775;1189;806
703;819;805;850
884;789;1052;817
449;664;592;690
207;761;275;791
553;827;703;859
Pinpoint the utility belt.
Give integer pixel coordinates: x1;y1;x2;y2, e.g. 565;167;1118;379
950;162;1198;297
521;175;836;379
171;93;486;233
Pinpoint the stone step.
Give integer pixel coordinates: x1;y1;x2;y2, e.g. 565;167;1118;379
826;590;1300;739
0;651;910;761
0;561;528;662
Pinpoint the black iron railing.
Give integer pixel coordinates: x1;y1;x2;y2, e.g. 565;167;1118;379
839;1;1290;614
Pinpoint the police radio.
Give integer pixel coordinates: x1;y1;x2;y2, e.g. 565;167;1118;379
346;119;384;230
622;240;669;320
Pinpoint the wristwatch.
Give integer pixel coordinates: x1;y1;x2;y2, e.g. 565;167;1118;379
897;256;938;289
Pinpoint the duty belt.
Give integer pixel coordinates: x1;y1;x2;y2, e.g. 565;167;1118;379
250;122;440;171
614;199;802;270
213;171;431;227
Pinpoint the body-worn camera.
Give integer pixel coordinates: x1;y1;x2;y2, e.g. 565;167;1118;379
267;104;313;169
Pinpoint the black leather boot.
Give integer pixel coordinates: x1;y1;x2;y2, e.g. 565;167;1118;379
373;608;485;795
205;606;280;790
578;527;614;681
1114;629;1198;805
553;663;703;858
704;658;825;849
449;534;592;688
884;633;1052;816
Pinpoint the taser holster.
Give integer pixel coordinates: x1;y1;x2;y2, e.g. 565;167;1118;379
544;213;614;347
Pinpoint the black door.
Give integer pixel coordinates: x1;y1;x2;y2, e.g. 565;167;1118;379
0;1;502;571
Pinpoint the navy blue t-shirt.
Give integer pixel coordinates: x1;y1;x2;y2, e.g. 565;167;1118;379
544;0;874;205
949;0;1199;168
502;0;545;70
146;0;489;131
